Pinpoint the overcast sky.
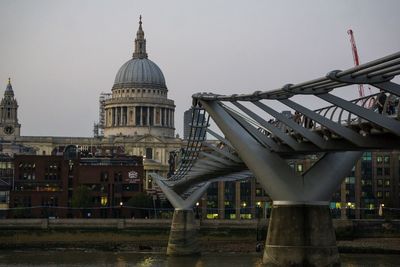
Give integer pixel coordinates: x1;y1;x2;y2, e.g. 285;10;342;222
0;0;399;137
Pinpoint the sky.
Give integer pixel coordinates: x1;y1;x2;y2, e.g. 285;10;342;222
0;0;399;137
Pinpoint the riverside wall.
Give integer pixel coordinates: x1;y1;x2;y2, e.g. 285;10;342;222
0;218;399;233
0;219;399;252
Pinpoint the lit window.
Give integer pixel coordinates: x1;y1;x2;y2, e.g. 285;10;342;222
297;164;303;172
362;152;372;161
384;156;390;164
385;179;390;187
377;156;383;163
377;191;383;198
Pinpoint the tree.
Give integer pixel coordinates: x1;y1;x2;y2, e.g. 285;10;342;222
71;186;92;217
127;193;153;218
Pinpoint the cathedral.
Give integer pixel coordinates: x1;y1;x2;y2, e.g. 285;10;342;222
0;18;183;191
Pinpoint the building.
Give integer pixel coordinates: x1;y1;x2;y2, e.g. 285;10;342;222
0;18;183;195
199;152;400;220
0;154;13;218
103;16;175;138
183;107;207;140
9;149;144;218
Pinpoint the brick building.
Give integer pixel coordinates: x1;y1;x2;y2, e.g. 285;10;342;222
9;150;144;218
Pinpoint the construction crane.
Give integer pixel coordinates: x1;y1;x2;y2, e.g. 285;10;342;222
347;29;365;97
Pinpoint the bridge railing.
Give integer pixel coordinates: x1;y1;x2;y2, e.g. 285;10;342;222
168;106;210;181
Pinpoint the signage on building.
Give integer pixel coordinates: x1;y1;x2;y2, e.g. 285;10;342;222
127;170;140;183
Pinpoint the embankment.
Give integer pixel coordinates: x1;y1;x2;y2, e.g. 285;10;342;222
0;219;399;253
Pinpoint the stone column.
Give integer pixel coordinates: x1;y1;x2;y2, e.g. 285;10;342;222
167;209;200;256
146;106;150;126
263;202;340;267
119;107;123;126
112;107;117;126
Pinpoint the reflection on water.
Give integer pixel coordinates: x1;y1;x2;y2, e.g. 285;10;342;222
0;251;399;266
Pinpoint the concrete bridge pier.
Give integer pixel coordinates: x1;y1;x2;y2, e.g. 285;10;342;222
167;208;200;256
263;202;339;267
150;174;210;256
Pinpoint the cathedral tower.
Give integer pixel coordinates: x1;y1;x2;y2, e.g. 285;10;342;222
0;78;21;140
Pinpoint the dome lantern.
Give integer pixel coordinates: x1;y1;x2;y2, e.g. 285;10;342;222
132;15;148;59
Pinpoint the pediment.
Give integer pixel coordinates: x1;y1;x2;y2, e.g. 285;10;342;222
135;134;165;144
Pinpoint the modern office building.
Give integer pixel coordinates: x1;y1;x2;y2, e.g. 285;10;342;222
183;107;207;140
199;152;400;220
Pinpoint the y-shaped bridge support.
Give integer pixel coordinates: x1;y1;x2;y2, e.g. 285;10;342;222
201;100;361;266
151;174;210;256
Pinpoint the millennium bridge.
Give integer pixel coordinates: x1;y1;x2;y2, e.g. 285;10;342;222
150;51;400;266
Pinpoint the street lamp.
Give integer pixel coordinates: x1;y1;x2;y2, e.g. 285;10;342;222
379;203;384;217
195;202;200;219
120;202;123;218
256;202;262;219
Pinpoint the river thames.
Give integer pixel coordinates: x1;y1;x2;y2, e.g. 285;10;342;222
0;250;399;266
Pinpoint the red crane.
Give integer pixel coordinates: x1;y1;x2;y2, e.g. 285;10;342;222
347;29;365;97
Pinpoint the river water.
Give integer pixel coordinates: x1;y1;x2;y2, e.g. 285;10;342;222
0;251;399;266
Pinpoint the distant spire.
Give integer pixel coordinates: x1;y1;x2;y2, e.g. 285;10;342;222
5;77;14;96
132;15;148;59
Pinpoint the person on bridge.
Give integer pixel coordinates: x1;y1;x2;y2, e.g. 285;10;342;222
293;111;302;124
376;91;387;114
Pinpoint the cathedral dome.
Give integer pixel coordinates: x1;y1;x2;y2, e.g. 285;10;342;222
112;16;167;90
113;58;166;89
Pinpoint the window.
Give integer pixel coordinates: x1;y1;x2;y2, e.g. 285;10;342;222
384;156;390;164
0;191;9;203
345;177;355;184
122;184;139;191
135;107;141;126
385;179;391;187
377;179;383;187
100;171;109;182
384;167;390;176
296;164;303;172
145;148;153;159
377;167;383;176
376;155;383;163
377;191;383;198
161;108;165;126
362;152;372;161
149;107;154;126
255;188;263;197
114;172;123;182
142;107;148;126
385;191;390;198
